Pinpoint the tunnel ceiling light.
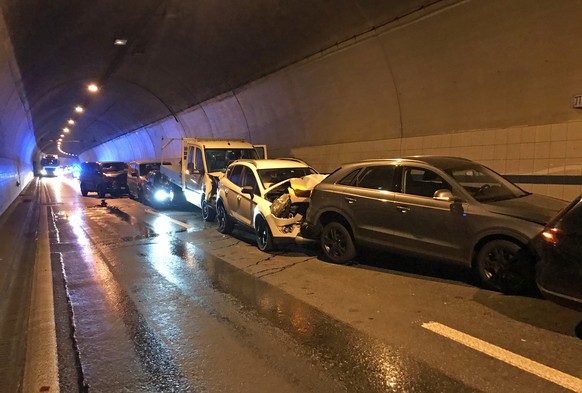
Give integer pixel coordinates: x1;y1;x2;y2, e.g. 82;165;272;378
63;127;70;133
75;105;84;113
60;134;64;137
87;83;99;93
68;119;75;125
114;39;127;46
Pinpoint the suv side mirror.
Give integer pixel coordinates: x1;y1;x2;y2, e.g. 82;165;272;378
433;189;461;203
241;185;254;195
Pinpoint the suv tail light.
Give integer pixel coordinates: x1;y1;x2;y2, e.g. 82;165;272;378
541;227;561;245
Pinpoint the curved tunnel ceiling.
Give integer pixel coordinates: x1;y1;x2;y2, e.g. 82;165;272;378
2;0;438;155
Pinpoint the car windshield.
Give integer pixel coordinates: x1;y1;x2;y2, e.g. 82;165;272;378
444;164;529;202
257;167;316;188
101;162;127;172
205;149;259;172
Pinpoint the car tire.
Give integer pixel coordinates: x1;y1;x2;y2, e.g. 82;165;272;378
255;216;277;252
321;221;356;264
216;202;234;234
80;182;88;196
475;239;533;294
97;184;106;198
202;198;216;222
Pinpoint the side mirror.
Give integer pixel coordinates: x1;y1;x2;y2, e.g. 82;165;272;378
433;189;461;203
241;185;254;195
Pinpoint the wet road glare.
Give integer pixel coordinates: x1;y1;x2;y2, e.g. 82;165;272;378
40;176;581;393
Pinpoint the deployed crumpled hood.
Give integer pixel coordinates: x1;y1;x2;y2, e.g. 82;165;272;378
484;194;567;225
264;174;327;195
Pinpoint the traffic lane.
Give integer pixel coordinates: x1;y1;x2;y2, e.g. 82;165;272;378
44;177;384;392
57;177;581;391
45;177;473;392
151;209;581;391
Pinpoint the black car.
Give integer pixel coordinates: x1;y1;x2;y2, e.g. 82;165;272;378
141;171;175;207
534;194;582;310
79;161;129;198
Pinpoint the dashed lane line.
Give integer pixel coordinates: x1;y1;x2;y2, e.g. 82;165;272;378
421;321;582;392
144;208;193;229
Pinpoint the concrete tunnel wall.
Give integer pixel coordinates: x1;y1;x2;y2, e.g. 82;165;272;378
0;11;36;217
80;0;582;200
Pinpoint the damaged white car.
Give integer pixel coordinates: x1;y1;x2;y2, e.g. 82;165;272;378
216;159;326;251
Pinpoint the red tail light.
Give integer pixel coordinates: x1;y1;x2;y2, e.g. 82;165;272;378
541;227;561;245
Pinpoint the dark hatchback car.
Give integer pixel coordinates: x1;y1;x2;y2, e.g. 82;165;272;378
127;160;172;201
79;161;129;198
141;171;175;207
534;195;582;310
304;156;567;293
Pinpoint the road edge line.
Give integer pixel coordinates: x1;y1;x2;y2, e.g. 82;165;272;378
422;321;582;392
22;204;60;392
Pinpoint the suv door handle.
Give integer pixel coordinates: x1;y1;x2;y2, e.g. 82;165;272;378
396;205;410;213
345;197;356;204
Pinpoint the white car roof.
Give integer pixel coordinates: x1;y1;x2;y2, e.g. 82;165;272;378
235;159;311;170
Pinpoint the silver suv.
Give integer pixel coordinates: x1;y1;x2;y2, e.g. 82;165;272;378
304;156;567;293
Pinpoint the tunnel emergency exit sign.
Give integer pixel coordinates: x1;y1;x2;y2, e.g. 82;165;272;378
574;95;582;108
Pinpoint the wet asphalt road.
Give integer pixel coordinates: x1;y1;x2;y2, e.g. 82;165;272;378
39;176;581;393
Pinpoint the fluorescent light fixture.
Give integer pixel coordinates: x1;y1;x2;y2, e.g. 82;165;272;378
114;39;127;46
63;127;70;133
87;83;99;93
68;119;75;125
60;134;64;138
75;105;84;113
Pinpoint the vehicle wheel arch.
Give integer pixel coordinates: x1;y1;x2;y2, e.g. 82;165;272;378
318;210;354;237
472;234;536;293
471;233;532;268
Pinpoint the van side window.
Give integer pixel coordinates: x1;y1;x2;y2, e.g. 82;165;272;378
195;148;204;171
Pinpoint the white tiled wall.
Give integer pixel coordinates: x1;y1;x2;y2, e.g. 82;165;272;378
290;121;582;201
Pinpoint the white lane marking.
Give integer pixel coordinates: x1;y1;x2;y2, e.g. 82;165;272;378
144;208;193;229
422;322;582;392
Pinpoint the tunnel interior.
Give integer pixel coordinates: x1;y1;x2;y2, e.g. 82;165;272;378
1;0;582;215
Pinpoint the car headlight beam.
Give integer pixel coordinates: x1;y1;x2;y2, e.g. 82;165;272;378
154;189;172;202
